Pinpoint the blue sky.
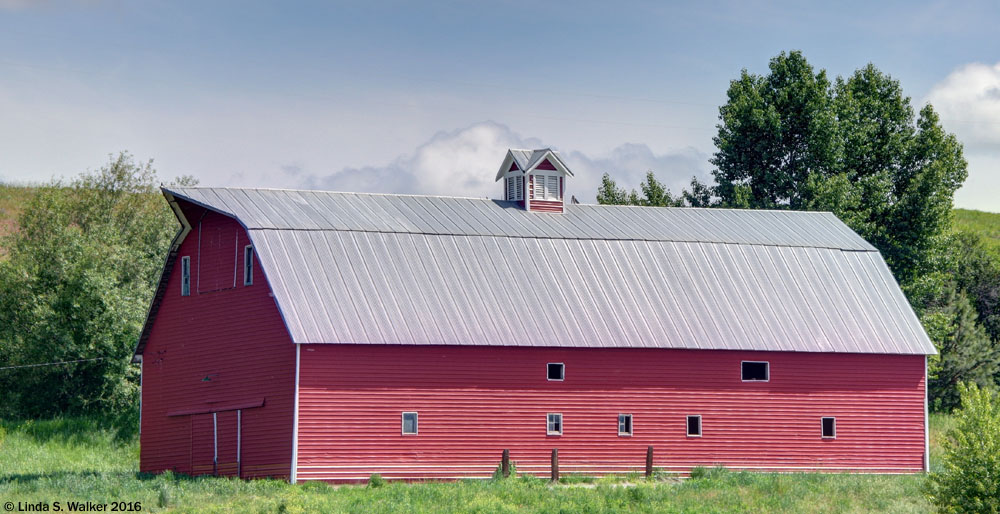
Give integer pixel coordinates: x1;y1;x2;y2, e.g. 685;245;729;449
1;0;998;210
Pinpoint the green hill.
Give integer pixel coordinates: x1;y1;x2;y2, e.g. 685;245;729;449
954;208;1000;256
0;184;35;256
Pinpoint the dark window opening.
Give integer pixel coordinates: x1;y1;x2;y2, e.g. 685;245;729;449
547;363;564;381
618;414;633;436
180;256;191;297
741;361;769;381
822;417;836;438
243;245;254;286
402;412;418;434
547;413;562;435
687;415;701;437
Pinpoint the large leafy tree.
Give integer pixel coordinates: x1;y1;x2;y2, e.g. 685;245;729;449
712;51;840;210
712;52;967;284
600;51;989;411
0;153;192;420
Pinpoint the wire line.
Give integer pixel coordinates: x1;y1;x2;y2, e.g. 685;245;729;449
0;357;109;371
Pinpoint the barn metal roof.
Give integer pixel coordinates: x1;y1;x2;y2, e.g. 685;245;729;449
155;187;935;355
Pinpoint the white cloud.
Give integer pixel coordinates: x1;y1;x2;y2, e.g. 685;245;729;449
925;62;1000;212
925;62;1000;151
277;121;711;204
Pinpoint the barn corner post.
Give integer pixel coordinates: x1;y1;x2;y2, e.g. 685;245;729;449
290;343;301;484
924;354;930;473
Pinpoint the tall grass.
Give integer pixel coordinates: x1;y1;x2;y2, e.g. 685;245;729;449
0;416;942;513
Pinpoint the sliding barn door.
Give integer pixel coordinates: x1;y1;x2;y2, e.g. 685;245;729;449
189;411;242;477
216;410;240;477
190;414;215;476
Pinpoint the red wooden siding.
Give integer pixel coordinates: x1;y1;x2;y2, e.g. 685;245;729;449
296;345;925;481
531;200;564;213
535;158;557;170
140;206;296;479
197;214;238;293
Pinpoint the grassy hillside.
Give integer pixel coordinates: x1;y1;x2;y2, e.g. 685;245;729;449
0;416;951;513
954;208;1000;255
0;184;34;244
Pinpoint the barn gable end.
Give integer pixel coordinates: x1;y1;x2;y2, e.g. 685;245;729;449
138;198;296;479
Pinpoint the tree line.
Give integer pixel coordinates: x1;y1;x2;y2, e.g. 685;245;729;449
0;154;194;431
598;50;1000;411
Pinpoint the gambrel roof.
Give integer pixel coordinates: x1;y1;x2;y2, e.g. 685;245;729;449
136;187;936;358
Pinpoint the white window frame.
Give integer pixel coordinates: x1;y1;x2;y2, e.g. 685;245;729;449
180;256;191;296
741;361;770;382
686;415;702;437
821;417;836;439
618;413;633;437
401;412;418;435
547;362;565;381
243;245;254;286
547;413;562;435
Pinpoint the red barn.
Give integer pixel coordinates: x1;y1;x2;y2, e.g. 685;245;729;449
134;148;934;482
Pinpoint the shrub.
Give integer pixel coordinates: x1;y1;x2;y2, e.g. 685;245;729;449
927;382;1000;513
367;473;386;488
689;465;728;480
491;460;517;480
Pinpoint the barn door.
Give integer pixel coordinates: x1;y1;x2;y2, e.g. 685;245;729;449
216;410;241;477
190;414;215;476
190;410;242;477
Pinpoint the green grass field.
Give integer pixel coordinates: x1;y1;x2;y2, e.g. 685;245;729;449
954;208;1000;256
0;416;950;513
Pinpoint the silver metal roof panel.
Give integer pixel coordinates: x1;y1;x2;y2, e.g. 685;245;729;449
160;186;932;355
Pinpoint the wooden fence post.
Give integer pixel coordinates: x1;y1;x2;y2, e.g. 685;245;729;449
551;448;559;482
502;449;510;478
646;446;654;479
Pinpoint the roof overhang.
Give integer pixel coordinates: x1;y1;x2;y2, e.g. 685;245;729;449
130;190;191;363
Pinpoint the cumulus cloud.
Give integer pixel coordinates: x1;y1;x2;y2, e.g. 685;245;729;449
283;121;711;204
926;62;1000;151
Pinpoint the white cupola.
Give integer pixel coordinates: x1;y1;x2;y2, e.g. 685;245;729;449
494;148;573;213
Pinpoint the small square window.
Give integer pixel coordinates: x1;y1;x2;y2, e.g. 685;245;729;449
618;414;633;436
741;361;769;381
180;256;191;297
687;415;702;437
822;417;836;438
547;363;564;381
243;245;254;286
547;413;562;435
402;412;418;435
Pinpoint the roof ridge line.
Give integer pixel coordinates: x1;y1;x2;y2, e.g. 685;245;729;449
166;186;839;215
166;186;489;201
245;226;875;252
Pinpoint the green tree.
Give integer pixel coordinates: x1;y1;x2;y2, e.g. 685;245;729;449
0;152;192;421
915;284;1000;411
947;232;1000;344
711;51;840;210
927;382;1000;513
713;52;967;284
596;171;685;207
